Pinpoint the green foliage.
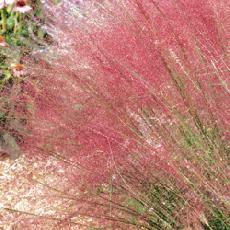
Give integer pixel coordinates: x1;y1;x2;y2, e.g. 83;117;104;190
126;198;146;215
125;198;146;226
203;208;230;230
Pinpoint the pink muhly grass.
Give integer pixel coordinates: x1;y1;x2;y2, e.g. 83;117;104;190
16;0;230;228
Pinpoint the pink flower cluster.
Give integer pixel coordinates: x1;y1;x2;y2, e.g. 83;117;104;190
0;0;32;13
20;0;230;228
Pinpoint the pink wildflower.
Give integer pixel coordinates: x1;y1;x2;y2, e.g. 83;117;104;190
11;63;25;77
13;0;32;13
0;35;8;47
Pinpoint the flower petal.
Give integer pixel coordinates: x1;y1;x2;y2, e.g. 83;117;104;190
13;5;32;13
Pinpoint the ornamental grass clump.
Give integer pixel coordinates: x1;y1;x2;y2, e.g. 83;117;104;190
17;0;230;229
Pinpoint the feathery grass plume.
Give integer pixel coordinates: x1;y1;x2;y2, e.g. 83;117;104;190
23;0;230;229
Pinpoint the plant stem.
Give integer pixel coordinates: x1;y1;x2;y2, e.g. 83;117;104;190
1;9;7;32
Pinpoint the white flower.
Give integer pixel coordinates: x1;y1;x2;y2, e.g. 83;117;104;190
0;0;14;9
13;0;32;13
